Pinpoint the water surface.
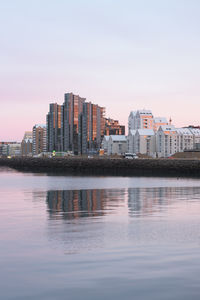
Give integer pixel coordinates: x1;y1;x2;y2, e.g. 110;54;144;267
1;167;200;299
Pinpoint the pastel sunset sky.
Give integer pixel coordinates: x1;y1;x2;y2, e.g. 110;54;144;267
1;0;200;141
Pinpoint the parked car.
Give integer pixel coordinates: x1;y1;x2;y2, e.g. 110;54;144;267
124;153;138;159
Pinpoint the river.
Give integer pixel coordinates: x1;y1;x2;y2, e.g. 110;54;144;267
1;167;200;299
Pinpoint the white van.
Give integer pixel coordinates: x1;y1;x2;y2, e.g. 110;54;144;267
124;153;138;159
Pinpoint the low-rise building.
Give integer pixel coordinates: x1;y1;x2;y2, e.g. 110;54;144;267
135;129;156;157
8;143;21;157
127;130;137;154
101;136;110;154
156;125;178;158
107;135;127;155
176;128;194;152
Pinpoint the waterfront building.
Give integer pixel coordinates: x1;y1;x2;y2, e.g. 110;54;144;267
32;124;47;155
8;143;21;157
107;135;127;155
186;127;200;150
63;93;85;154
128;110;154;131
0;142;18;157
21;131;33;156
127;130;137;154
128;111;137;132
176;128;194;152
46;103;63;152
47;93;105;155
156;125;178;158
104;118;125;136
153;117;168;131
101;135;110;154
135;129;156;157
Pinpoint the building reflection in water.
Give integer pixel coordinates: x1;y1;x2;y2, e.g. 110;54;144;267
47;189;106;219
46;186;200;220
128;186;200;217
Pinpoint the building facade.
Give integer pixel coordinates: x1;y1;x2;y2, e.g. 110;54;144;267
47;93;105;155
32;124;47;155
21;131;33;156
46;103;63;152
104;118;125;136
135;129;156;157
107;135;127;155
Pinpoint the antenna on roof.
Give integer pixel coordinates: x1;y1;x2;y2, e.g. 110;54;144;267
169;117;172;125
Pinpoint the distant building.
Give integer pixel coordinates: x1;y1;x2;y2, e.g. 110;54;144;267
128;129;156;157
153;117;168;131
101;136;110;154
32;124;47;155
135;129;156;157
46;93;105;155
185;127;200;150
107;135;127;155
0;142;17;156
46;103;63;152
21;131;32;156
8;143;21;157
156;125;178;158
176;128;194;152
104;118;125;136
128;110;154;131
127;130;137;154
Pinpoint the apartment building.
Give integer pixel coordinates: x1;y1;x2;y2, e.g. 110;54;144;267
32;124;47;155
21;131;33;156
107;135;127;155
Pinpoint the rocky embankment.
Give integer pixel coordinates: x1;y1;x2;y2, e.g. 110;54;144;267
1;157;200;177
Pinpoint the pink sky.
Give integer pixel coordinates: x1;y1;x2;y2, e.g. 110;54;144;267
1;0;200;141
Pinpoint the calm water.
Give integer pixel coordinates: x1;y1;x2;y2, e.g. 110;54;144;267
1;168;200;300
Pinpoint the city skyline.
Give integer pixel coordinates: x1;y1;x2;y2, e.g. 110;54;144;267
1;0;200;140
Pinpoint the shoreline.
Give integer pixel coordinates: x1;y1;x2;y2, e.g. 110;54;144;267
1;157;200;178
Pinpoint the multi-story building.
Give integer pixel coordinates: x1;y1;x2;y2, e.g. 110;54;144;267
32;124;47;155
104;118;125;136
128;129;156;157
0;142;17;157
128;110;154;131
8;143;21;157
21;131;32;156
46;103;63;152
135;129;156;157
176;128;194;152
107;135;127;155
62;93;85;154
47;93;105;155
127;130;137;154
186;127;200;150
101;136;110;154
156;125;178;158
153;117;168;131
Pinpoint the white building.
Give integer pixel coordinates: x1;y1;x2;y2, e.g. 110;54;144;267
107;135;127;155
187;128;200;149
135;129;156;157
153;117;168;131
156;125;178;158
8;143;21;157
127;130;137;154
128;110;154;131
128;111;136;132
176;128;194;152
101;136;110;154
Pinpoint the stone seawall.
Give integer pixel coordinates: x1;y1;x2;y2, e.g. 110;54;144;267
1;157;200;177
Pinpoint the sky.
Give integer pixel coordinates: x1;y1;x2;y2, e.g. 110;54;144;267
1;0;200;141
